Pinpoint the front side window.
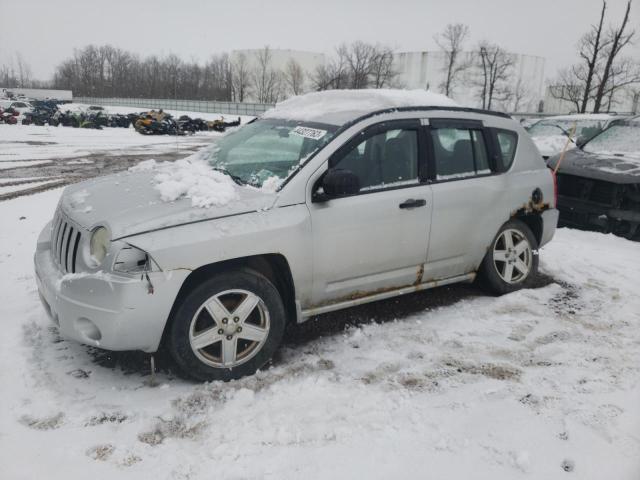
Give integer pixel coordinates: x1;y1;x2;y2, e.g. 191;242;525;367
431;128;491;180
333;127;419;191
209;119;337;187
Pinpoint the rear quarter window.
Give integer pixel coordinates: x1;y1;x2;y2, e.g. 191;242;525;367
494;129;518;171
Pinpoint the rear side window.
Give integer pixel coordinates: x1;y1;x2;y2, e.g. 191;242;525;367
430;127;491;180
494;130;518;171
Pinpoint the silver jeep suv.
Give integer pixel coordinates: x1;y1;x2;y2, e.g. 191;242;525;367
34;90;558;381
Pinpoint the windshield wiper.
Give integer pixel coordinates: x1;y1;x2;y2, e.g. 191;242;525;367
212;167;246;185
550;124;577;143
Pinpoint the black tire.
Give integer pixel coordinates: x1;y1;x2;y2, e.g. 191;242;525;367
477;219;539;295
167;268;286;382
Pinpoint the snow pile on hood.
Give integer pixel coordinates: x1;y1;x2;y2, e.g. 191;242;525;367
130;158;238;208
263;89;458;124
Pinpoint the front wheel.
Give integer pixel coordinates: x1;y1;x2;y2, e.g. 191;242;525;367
478;219;539;295
167;269;286;381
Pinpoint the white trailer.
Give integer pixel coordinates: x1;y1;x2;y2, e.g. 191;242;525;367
1;87;73;101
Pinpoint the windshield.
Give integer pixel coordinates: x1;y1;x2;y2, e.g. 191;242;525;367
583;123;640;156
528;119;605;141
209;118;337;188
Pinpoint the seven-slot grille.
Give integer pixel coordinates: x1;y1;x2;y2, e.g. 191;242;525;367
51;211;82;273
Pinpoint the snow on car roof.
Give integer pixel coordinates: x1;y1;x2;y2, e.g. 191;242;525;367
262;89;458;125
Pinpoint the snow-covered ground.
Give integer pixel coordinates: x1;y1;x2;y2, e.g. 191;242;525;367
0;188;638;479
0;106;254;199
0;123;220;166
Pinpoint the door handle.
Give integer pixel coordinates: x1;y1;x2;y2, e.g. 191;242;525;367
399;198;426;209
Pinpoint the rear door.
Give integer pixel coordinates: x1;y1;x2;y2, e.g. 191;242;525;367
424;118;507;279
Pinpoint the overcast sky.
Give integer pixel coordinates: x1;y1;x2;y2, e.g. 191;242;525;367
1;0;638;81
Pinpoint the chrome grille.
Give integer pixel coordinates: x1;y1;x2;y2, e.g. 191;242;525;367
51;211;82;273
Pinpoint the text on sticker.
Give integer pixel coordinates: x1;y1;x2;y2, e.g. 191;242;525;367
291;126;327;140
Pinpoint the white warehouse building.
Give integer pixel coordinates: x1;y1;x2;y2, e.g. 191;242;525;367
393;51;546;112
230;48;547;112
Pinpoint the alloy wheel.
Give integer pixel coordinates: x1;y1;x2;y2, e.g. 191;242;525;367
189;289;270;368
493;228;532;284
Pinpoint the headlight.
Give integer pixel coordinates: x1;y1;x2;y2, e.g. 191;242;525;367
89;227;110;265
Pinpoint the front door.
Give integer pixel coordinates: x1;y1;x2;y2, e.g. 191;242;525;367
308;120;433;306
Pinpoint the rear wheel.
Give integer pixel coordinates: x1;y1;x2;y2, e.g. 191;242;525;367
167;269;286;381
478;219;538;295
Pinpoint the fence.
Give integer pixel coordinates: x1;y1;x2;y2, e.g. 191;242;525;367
72;97;635;120
73;97;275;116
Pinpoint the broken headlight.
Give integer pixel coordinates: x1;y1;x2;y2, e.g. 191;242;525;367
113;245;150;273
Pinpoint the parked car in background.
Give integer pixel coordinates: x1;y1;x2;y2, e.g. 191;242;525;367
547;116;640;240
34;89;558;382
0;99;33;117
527;114;620;159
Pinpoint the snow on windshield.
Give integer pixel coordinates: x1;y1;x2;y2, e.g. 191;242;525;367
583;124;640;156
532;135;574;156
263;89;458;122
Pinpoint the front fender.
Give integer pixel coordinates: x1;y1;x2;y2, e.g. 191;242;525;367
123;205;313;305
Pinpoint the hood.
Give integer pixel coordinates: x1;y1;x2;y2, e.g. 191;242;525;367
547;148;640;184
60;169;277;239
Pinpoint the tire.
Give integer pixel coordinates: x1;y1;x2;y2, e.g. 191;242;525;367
167;268;286;382
477;219;539;295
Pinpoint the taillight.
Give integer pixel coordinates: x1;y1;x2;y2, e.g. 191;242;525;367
551;169;558;207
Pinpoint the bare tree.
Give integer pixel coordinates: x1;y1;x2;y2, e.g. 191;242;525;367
14;53;33;88
549;69;585;112
337;41;376;89
510;77;534;112
251;46;283;103
370;45;398;88
311;58;349;91
435;23;470;97
593;0;635;112
577;1;608;112
475;42;515;110
284;59;305;96
552;0;638;113
312;41;397;90
231;52;251;102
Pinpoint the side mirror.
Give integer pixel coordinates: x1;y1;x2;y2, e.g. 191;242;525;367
314;168;360;202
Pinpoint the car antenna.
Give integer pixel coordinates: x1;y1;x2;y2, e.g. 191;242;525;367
553;123;577;175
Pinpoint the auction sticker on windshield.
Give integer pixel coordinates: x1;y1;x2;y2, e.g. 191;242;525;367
291;126;327;140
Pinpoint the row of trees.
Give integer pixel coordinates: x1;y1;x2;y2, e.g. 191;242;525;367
3;38;524;110
45;42;401;104
51;45;234;100
551;0;639;113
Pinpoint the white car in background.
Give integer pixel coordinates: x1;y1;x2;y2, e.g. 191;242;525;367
526;114;620;159
0;99;33;118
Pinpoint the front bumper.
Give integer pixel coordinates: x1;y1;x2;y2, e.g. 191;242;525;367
34;223;189;352
557;195;640;238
